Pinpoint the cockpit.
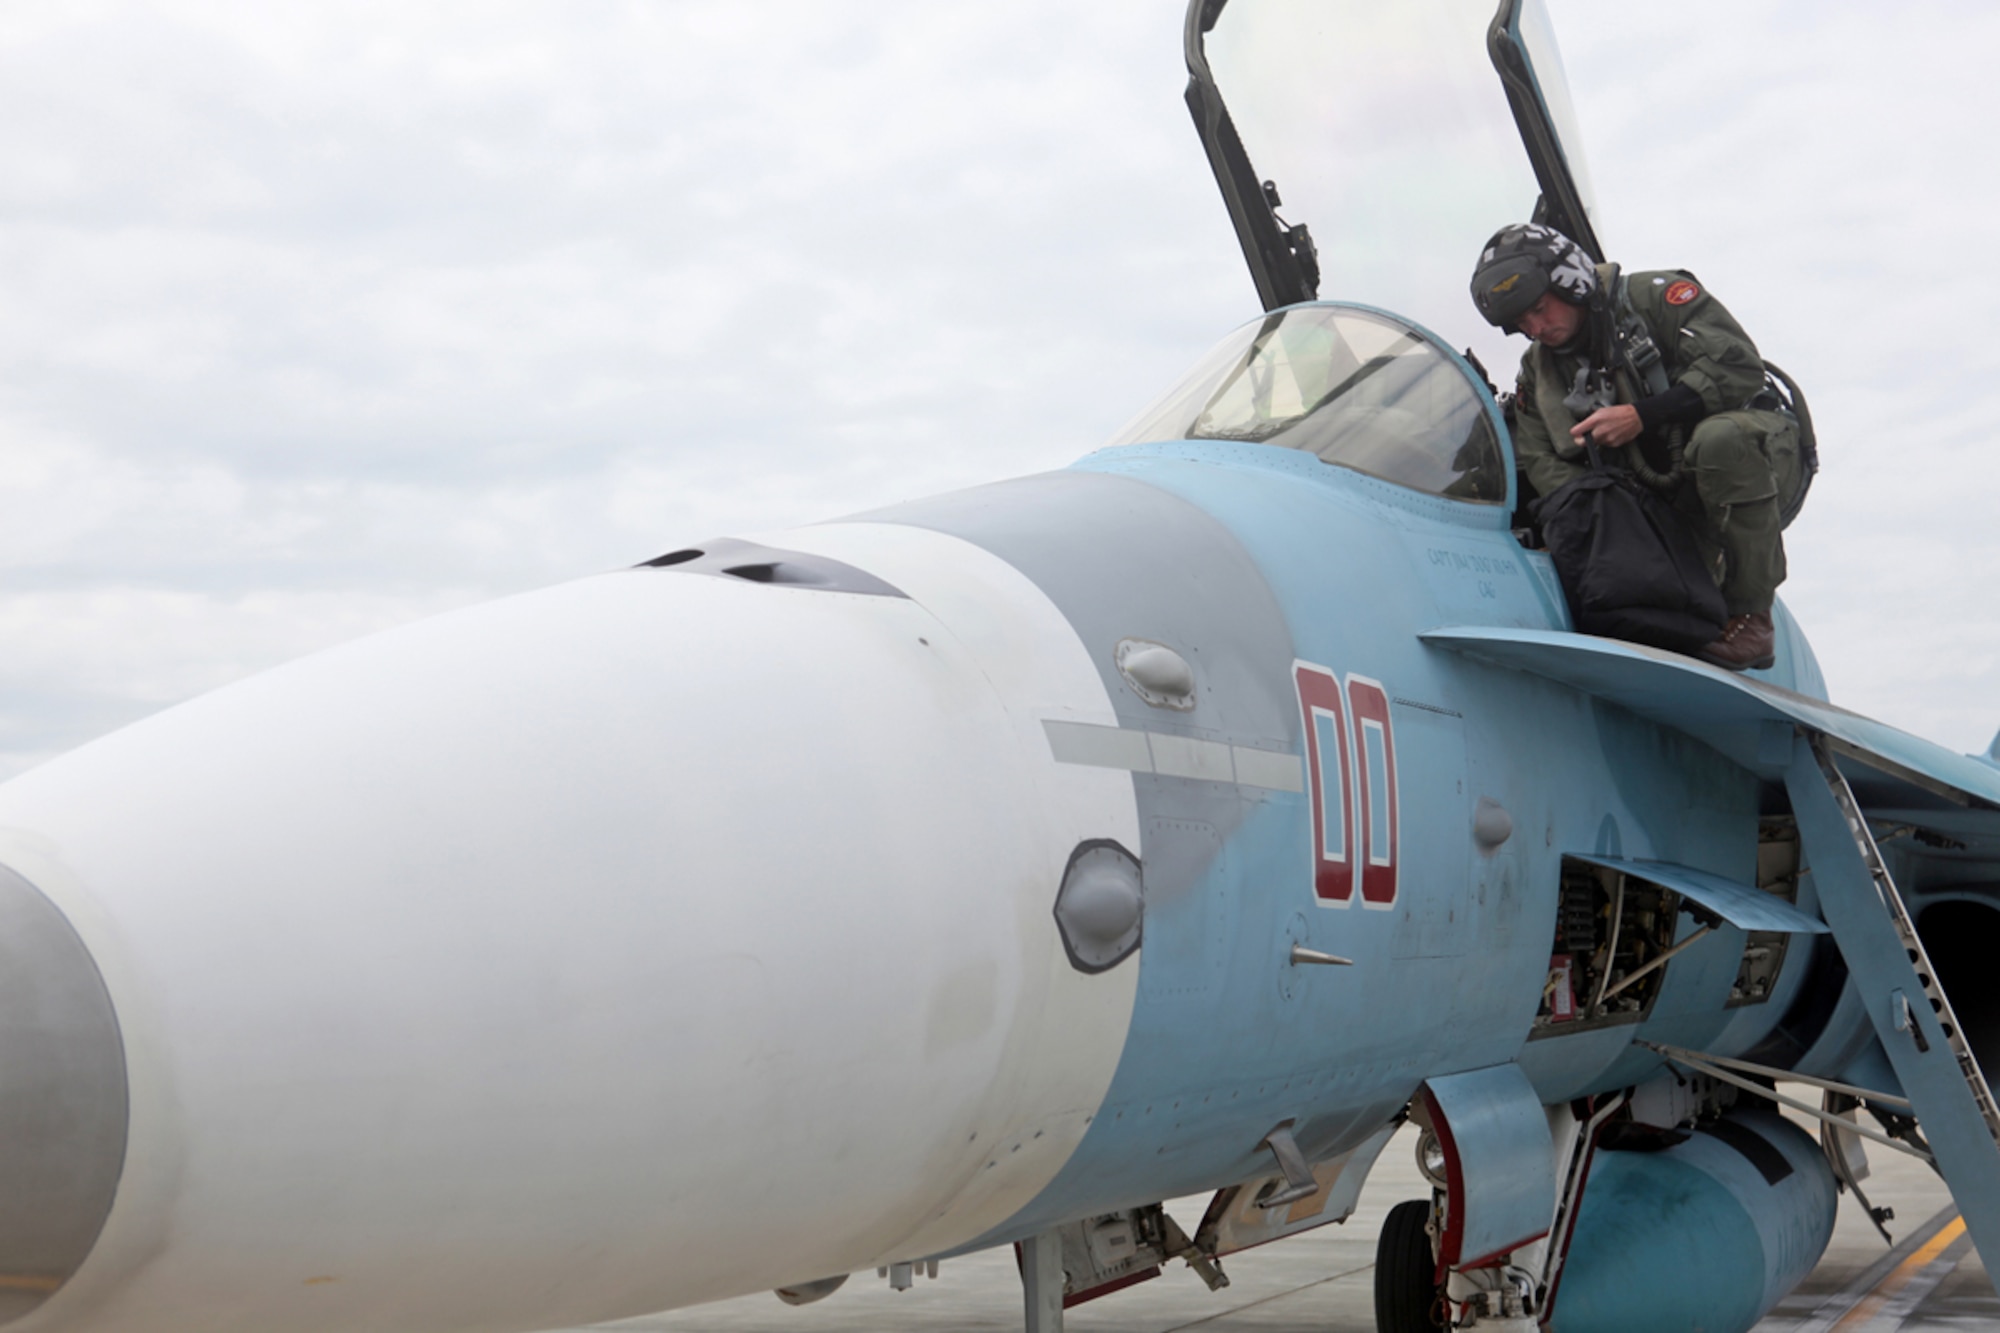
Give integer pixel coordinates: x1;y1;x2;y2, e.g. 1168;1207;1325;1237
1108;303;1508;504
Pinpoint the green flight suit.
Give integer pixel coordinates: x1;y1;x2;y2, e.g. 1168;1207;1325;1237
1512;268;1802;617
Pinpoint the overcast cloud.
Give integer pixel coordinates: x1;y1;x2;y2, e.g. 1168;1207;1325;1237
0;0;1994;778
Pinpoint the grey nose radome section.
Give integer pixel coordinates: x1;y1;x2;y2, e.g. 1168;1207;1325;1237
1053;840;1144;974
0;864;128;1324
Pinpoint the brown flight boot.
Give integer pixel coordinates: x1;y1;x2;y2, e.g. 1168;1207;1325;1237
1699;611;1776;672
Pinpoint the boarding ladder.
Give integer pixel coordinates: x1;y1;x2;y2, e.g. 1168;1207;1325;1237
1786;731;2000;1266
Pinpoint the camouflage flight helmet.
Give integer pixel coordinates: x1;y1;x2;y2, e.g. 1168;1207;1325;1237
1470;223;1598;331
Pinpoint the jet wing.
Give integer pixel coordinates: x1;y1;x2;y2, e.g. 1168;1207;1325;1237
1423;625;2000;854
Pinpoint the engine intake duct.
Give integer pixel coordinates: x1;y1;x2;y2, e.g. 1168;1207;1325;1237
1914;896;2000;1092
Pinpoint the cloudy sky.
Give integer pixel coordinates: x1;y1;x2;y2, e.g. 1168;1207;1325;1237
0;0;1994;779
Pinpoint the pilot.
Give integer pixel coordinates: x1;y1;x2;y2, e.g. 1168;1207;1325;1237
1469;223;1804;671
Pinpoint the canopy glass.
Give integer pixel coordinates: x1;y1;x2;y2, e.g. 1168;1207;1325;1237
1191;0;1601;378
1109;303;1507;504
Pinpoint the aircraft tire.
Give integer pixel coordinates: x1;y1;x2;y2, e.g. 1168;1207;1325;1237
1373;1198;1441;1332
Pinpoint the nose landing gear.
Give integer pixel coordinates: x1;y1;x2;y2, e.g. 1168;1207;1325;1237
1373;1197;1444;1331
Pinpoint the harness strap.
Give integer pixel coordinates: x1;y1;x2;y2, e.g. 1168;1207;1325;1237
1612;272;1672;399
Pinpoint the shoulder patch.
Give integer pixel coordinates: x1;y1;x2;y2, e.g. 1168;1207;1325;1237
1665;280;1700;306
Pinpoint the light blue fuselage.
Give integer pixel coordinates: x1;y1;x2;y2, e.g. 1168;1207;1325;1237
859;329;1849;1252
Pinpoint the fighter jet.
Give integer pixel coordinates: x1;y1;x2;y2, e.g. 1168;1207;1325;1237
2;4;1995;1333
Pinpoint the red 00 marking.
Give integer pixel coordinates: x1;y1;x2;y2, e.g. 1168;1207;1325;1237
1293;662;1399;909
1346;676;1398;907
1294;663;1354;904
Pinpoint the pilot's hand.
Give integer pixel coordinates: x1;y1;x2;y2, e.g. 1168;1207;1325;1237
1572;404;1641;449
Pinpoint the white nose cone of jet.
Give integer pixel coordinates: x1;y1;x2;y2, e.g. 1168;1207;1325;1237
0;522;1140;1333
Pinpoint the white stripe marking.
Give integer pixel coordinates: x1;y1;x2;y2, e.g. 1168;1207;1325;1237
1040;720;1302;792
1234;744;1306;793
1148;733;1234;783
1041;719;1151;772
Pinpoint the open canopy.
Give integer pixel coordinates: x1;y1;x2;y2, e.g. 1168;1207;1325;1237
1183;0;1602;378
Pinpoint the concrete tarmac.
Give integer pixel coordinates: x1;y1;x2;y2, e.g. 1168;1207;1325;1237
587;1116;1995;1333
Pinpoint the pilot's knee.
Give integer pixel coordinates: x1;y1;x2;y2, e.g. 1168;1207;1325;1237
1686;415;1776;507
1685;415;1757;466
